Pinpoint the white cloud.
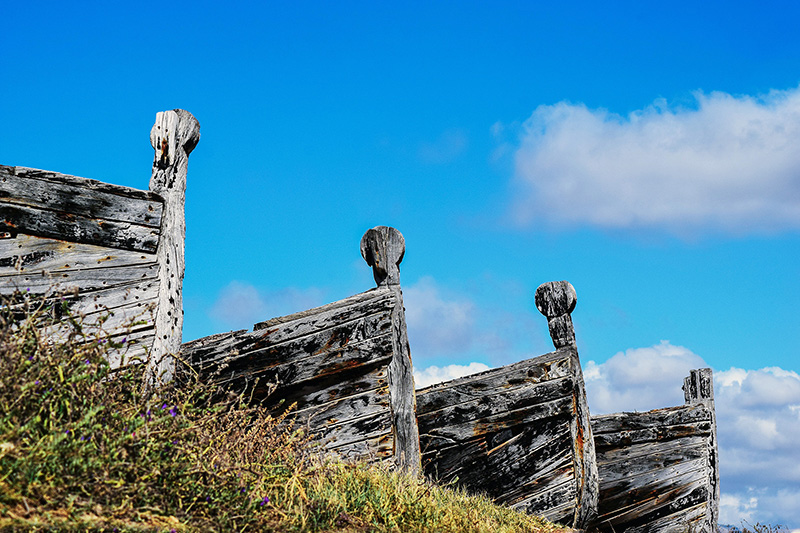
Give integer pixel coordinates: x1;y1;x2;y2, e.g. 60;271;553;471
209;281;325;330
583;340;706;414
511;87;800;236
414;362;491;389
585;344;800;527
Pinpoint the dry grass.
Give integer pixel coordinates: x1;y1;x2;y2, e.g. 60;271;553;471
0;292;569;532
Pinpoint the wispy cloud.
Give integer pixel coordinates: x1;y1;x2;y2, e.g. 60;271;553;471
418;128;468;164
584;342;800;526
404;276;476;359
209;281;325;330
511;87;800;237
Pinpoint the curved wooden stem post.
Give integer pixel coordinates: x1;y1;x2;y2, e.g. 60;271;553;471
361;226;421;473
535;281;577;349
145;109;200;391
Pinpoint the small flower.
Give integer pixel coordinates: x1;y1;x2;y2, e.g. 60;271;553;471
27;355;33;361
169;407;178;417
35;380;40;385
84;359;90;365
205;496;211;502
260;496;269;506
161;403;168;410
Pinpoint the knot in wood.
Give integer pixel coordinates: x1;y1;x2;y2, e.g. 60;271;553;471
360;226;405;286
535;281;577;318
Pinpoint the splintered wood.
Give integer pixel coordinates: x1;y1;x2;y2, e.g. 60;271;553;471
415;281;598;529
0;109;199;378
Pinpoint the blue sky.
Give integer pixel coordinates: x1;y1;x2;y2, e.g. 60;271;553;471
3;1;799;527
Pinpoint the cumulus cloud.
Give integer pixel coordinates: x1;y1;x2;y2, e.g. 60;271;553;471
583;340;706;414
511;87;800;236
584;342;800;526
414;362;491;389
209;281;325;330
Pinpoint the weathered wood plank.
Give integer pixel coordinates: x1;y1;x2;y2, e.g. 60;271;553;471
416;351;574;414
592;403;713;436
1;264;159;294
1;202;160;253
590;369;719;533
145;109;200;388
0;167;163;228
418;385;574;440
416;281;598;528
0;234;157;275
596;435;707;470
3;165;163;203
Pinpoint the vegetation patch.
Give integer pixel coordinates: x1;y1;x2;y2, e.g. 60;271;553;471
0;293;568;532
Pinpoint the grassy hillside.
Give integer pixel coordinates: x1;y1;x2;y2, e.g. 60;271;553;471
0;295;568;532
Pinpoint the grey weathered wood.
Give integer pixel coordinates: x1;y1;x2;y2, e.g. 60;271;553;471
417;345;598;528
1;165;163;253
182;288;398;463
1;110;194;378
145;109;200;390
535;280;577;349
182;226;421;472
0;234;158;274
361;226;421;474
590;369;719;533
415;281;597;528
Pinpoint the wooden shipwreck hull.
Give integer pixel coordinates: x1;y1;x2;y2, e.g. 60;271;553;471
590;368;719;533
415;281;599;529
182;226;421;471
1;164;164;358
0;110;200;385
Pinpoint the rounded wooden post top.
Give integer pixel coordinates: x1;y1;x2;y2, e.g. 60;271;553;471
361;226;405;286
535;281;577;318
150;109;201;172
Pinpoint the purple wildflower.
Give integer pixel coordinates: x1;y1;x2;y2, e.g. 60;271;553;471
169;406;178;417
260;496;269;506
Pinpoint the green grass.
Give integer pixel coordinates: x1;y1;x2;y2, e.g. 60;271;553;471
0;293;567;532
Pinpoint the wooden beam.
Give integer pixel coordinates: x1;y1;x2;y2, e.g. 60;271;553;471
361;226;421;474
145;109;200;390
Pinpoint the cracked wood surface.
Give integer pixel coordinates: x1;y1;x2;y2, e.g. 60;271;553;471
415;346;598;529
182;285;419;469
590;369;719;533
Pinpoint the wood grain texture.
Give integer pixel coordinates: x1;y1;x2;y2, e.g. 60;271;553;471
182;284;416;466
1;165;163;253
145;109;200;389
590;369;719;533
416;346;598;528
